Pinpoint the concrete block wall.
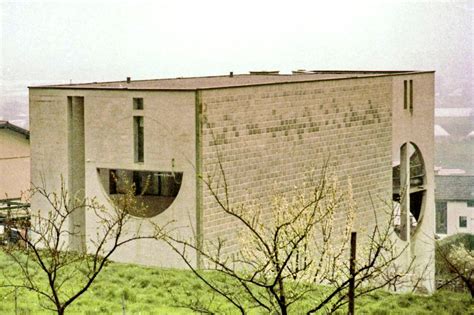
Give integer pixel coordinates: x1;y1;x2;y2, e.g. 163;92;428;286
200;77;394;254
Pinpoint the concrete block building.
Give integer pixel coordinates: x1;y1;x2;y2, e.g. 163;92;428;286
29;70;435;289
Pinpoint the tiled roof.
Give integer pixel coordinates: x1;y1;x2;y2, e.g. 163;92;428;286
0;121;30;138
29;70;430;91
435;175;474;201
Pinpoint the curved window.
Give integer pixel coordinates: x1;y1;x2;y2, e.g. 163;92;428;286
392;142;426;240
97;168;183;218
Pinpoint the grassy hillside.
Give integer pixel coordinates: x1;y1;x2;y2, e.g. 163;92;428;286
0;250;472;314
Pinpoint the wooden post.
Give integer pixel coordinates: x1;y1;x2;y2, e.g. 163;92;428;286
122;292;126;315
349;231;357;315
6;208;11;244
15;287;18;315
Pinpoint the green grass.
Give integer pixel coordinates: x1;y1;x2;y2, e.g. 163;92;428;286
0;250;472;314
356;290;472;315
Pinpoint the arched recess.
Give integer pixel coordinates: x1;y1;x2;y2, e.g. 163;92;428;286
392;142;426;240
96;168;183;218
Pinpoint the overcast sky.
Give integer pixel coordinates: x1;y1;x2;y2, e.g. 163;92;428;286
0;0;472;125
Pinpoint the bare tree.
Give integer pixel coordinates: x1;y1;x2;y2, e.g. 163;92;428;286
0;179;167;315
165;158;414;314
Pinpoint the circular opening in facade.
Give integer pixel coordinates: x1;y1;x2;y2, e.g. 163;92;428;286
97;168;183;218
392;142;426;240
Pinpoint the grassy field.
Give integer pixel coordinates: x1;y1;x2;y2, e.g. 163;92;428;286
0;251;472;314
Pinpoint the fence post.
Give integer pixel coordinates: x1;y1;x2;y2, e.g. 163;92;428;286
122;292;126;315
348;231;357;315
15;287;18;315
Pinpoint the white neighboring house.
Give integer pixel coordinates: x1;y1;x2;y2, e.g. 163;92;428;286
0;121;30;243
435;175;474;236
0;121;30;199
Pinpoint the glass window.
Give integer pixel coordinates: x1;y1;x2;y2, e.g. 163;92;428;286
133;98;144;110
134;116;144;162
459;216;467;228
404;80;408;110
131;171;182;197
435;201;447;234
403;80;413;112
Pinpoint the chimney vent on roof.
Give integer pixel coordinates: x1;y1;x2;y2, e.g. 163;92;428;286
230;71;233;77
126;77;131;84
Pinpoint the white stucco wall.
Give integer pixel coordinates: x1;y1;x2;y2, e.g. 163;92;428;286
0;129;30;199
391;72;436;291
446;201;474;235
30;88;198;267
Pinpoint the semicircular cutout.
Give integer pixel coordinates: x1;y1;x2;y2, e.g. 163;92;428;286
97;168;183;218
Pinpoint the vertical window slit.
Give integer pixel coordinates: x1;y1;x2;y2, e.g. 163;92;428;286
134;116;144;162
403;80;408;109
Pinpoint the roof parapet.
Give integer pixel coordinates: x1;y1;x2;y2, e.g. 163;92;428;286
249;70;280;75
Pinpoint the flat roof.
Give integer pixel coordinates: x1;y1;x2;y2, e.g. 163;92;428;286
29;70;433;91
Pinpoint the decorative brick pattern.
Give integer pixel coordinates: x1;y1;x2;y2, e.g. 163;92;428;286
200;78;393;252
